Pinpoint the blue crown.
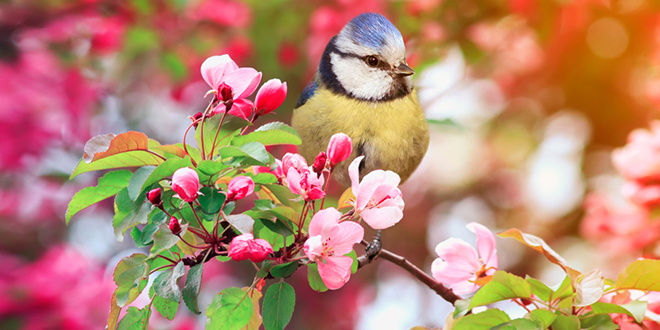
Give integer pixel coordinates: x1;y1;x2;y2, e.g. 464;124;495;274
344;13;403;50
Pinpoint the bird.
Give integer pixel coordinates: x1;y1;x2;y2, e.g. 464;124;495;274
292;12;429;186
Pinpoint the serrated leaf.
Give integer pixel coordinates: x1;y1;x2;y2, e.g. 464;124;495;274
107;293;121;330
263;282;295;330
150;222;188;256
469;271;532;309
151;144;187;159
137;157;193;195
590;301;648;323
227;214;255;234
575;269;604;307
528;309;556;329
197;160;229;184
113;190;151;242
452;308;511;330
254;199;276;211
258;184;302;211
499;318;543;330
270;262;299;278
127;166;156;201
526;276;553;302
243;288;263;330
151;286;179;320
113;254;149;307
551;314;580;330
498;229;581;281
307;263;328;292
231;122;301;147
579;314;618;330
154;262;185;302
83;131;150;163
198;187;226;214
219;142;270;166
117;306;150;330
182;263;204;314
176;229;198;255
66;170;132;224
206;287;254;330
616;259;660;291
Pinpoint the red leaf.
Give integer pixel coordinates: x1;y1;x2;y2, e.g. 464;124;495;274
83;131;150;163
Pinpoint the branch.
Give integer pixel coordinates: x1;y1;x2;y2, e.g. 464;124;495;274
358;242;460;305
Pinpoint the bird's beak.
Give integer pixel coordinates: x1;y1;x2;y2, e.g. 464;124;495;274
394;63;415;76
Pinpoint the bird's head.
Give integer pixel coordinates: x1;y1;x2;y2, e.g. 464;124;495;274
319;13;414;102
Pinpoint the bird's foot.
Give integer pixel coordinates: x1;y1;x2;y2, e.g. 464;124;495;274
365;230;382;260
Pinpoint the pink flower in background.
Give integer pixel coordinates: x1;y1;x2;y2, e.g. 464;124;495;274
255;78;287;116
304;208;364;290
622;181;660;208
612;121;660;182
200;54;262;104
282;153;308;174
348;156;404;229
228;233;273;262
287;166;326;201
172;167;201;202
189;0;252;28
431;222;498;295
226;176;255;201
327;133;352;167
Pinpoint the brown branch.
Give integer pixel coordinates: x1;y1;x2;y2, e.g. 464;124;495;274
358;242;460;305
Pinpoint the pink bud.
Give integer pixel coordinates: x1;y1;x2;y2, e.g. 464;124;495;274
226;176;255;201
228;233;273;262
312;152;327;174
282;153;308;175
146;188;162;205
191;112;203;129
327;133;352;166
218;82;234;102
169;216;182;235
172;167;200;202
255;79;287;116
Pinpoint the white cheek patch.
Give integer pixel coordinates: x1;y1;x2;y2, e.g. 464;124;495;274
330;53;394;100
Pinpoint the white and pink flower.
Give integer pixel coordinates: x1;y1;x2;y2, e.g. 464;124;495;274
304;208;364;290
228;233;273;263
172;167;201;203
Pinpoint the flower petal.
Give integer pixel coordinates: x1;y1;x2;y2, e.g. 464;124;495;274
224;68;262;99
200;55;238;89
360;205;403;230
434;237;480;273
286;167;302;195
304;235;324;260
227;98;254;120
369;171;401;204
308;207;340;239
356;170;387;211
348;156;364;195
467;222;498;269
431;258;474;284
329;221;364;255
318;256;353;290
450;280;480;295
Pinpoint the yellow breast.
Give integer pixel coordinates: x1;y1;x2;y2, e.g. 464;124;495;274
291;87;430;185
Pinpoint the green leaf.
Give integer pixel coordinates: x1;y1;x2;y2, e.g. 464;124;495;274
137;209;167;246
254;217;294;236
127;166;156;201
182;263;204;315
219;142;270;166
552;276;574;302
452;309;511;330
616;259;660;291
153;262;185;302
65;170;132;224
469;271;532;309
150;222;187;256
125;27;159;54
526;277;553;302
579;314;618;330
590;301;648;323
195;116;237;159
113;254;149;307
250;172;278;185
117;306;150;330
307;263;328;292
162;52;187;82
528;309;556;329
198;187;226;214
498;318;543;330
137;157;193;195
347;250;358;274
453;299;471;318
113;189;151;242
150;286;179;320
575;269;604;307
226;214;255;234
206;287;254;330
263;282;296;330
270;262;299;278
259;184;301;211
231;122;302;146
254;199;276;211
550;314;580;330
196;160;228;184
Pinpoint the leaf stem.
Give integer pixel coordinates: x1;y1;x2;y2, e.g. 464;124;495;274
199;100;216;160
189;202;212;239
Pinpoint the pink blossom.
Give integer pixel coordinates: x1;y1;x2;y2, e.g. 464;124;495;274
169;216;182;235
172;167;201;202
622;181;660;208
612;121;660;182
255;78;287;116
431;222;498;295
226;176;255;201
327;133;353;166
313;152;328;174
282;153;308;174
287;166;326;201
200;54;262;102
147;188;162;206
228;233;273;262
304;208;364;290
348;156;405;229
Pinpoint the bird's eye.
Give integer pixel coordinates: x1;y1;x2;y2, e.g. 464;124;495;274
366;56;379;67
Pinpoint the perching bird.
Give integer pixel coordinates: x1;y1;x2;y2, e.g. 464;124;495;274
292;13;429;186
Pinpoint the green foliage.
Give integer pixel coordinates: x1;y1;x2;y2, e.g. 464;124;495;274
452;308;511;330
616;259;660;291
198;187;226;214
263;282;295;330
526;277;553;302
113;254;149;307
219;142;270;166
270;262;299;278
550;314;580;330
113;188;151;242
231;122;302;146
206;287;254;330
590;301;648;323
153;262;185;302
135;157;193;196
528;309;557;329
66;170;133;223
150;222;187;256
127;166;156;201
469;271;532;309
150;286;179;320
117;306;151;330
307;263;328;292
182;263;204;315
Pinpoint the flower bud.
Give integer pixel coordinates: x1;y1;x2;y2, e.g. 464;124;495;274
218;82;234;102
191;112;203;129
228;233;273;262
282;153;307;175
172;167;200;202
226;176;255;201
169;216;182;235
254;79;287;116
327;133;352;166
312;152;327;174
146;188;162;206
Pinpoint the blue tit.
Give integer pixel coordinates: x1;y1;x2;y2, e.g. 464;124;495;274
292;13;429;185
